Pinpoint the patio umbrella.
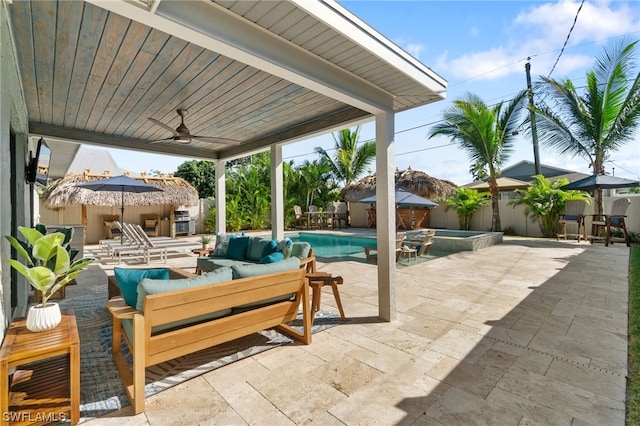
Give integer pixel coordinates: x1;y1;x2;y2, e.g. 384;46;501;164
359;188;438;207
76;175;163;243
561;174;639;191
561;174;639;216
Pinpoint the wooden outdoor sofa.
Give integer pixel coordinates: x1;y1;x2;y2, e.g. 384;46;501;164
106;261;312;414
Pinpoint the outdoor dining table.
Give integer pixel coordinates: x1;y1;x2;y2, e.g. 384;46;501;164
305;211;334;229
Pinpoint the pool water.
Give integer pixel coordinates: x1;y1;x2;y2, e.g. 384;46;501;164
288;229;503;259
288;232;375;258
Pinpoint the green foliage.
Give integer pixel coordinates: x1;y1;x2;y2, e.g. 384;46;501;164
610;227;640;243
5;226;95;306
175;160;216;199
532;39;640;215
429;90;528;231
627;245;640;424
508;175;591;237
443;187;490;230
315;126;376;187
226;152;271;231
204;206;216;233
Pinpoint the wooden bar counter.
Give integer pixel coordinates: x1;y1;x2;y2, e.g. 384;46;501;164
0;309;79;425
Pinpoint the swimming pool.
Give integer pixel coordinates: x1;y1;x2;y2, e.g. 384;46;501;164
288;229;502;258
288;233;376;258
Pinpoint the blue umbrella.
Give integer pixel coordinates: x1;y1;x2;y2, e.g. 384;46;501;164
76;175;163;242
359;188;438;208
561;174;639;191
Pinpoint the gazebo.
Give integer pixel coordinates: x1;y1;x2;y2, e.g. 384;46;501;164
341;168;457;229
41;170;200;242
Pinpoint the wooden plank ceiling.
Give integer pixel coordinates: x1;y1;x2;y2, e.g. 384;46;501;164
8;0;446;165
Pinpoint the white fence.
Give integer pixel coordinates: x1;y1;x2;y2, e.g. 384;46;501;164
350;195;640;237
39;195;640;244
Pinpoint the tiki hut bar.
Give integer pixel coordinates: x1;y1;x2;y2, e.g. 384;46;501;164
40;170;200;244
342;168;457;229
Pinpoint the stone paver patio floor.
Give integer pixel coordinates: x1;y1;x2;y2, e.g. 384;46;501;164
83;235;629;425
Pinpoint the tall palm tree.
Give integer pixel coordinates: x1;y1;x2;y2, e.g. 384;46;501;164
314;126;376;187
532;39;640;215
315;126;376;226
428;91;527;231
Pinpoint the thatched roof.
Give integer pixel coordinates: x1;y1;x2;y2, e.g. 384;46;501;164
341;167;457;202
42;170;200;209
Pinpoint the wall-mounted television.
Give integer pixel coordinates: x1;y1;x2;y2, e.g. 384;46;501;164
26;138;51;186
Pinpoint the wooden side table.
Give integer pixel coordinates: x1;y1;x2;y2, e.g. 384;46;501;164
306;273;346;325
0;309;80;425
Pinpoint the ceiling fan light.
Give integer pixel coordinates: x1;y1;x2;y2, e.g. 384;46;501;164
174;136;190;143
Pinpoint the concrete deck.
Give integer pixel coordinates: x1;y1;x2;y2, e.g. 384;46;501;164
82;235;629;425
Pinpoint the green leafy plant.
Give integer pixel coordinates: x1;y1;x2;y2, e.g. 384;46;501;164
443;187;490;230
198;235;212;247
508;175;591;237
5;226;95;306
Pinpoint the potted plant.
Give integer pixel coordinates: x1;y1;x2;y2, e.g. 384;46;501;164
5;225;94;332
199;235;212;249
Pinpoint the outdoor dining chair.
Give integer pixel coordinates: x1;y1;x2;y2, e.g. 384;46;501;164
589;198;631;247
293;205;306;229
556;200;587;242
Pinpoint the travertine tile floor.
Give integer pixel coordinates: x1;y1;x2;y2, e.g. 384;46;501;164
81;234;629;425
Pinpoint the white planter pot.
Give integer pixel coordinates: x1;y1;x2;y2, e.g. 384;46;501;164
26;302;62;332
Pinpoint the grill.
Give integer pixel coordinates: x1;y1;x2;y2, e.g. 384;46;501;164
174;210;190;235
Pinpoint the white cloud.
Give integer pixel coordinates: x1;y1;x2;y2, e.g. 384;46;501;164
404;43;425;60
440;1;640;83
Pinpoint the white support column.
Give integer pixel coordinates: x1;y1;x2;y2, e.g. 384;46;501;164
375;111;396;321
271;145;284;240
215;160;226;233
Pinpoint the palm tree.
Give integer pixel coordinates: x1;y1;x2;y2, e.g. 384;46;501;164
315;126;376;226
315;126;376;187
428;91;527;231
532;39;640;215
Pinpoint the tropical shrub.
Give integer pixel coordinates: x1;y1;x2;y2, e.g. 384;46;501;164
508;175;591;237
443;187;490;230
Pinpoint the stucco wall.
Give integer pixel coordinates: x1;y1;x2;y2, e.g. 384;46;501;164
0;1;32;331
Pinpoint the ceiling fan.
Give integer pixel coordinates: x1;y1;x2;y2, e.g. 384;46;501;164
148;109;241;146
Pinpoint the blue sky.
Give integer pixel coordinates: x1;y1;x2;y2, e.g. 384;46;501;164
102;0;640;185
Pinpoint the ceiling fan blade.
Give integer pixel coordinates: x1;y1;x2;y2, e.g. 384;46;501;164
149;137;191;145
148;118;180;136
192;136;243;146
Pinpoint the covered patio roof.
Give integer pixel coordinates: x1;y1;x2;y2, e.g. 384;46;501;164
9;0;446;169
7;0;447;322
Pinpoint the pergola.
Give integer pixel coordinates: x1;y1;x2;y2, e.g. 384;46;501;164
6;0;447;320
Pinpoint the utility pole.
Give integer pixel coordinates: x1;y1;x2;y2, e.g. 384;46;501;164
525;59;541;176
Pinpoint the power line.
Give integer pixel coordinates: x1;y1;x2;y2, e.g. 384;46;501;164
548;0;585;78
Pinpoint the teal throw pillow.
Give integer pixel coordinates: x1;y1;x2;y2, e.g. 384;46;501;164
114;267;169;308
227;236;250;260
259;251;285;264
260;239;278;259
